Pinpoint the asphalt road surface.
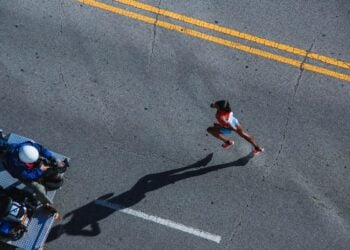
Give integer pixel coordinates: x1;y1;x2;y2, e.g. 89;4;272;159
0;0;349;249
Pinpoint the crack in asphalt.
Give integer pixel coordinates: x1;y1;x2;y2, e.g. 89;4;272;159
229;219;242;241
272;38;316;169
229;192;255;241
60;0;65;35
274;185;300;194
58;0;66;86
59;66;66;86
150;0;162;58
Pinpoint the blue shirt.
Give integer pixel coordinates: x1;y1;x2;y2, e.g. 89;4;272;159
4;141;54;182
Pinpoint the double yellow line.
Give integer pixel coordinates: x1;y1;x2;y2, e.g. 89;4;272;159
79;0;350;82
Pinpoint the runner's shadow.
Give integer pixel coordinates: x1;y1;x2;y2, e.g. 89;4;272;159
48;152;253;241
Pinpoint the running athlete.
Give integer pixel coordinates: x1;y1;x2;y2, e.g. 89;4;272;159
207;100;264;154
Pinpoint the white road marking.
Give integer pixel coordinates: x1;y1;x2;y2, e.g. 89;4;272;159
95;199;222;243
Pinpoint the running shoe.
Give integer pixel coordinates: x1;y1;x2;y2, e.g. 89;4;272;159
252;147;264;155
222;140;234;149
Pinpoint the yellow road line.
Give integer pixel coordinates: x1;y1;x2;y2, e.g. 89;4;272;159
116;0;350;71
79;0;350;82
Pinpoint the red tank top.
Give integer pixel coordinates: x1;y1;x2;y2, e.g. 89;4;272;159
216;111;231;128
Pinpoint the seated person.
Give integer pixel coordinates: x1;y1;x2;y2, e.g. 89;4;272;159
1;139;63;219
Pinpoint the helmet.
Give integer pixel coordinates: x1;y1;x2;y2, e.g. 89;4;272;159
18;145;39;163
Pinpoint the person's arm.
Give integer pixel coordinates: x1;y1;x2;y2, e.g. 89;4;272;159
34;142;65;168
20;167;44;181
19;159;53;181
218;114;237;131
0;138;9;152
36;143;54;159
227;122;237;131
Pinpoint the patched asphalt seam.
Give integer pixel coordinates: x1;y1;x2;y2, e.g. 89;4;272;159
272;38;316;169
150;0;162;58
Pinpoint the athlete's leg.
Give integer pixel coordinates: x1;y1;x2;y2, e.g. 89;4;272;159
207;125;234;148
235;125;262;150
207;126;228;143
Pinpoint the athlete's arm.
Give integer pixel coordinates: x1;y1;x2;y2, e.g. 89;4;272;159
217;114;229;123
217;115;231;128
218;114;237;131
228;124;237;131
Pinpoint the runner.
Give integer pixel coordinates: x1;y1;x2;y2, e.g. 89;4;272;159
207;100;264;154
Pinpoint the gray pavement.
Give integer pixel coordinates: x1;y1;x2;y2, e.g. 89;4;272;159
0;0;349;249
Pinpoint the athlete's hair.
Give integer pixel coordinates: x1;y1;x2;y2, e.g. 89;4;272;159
215;100;231;112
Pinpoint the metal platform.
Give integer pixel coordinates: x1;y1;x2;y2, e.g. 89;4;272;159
0;133;69;250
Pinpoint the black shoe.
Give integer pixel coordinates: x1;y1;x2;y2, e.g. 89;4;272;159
44;204;57;213
43;204;60;220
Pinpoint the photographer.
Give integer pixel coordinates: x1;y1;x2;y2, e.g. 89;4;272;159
2;140;64;218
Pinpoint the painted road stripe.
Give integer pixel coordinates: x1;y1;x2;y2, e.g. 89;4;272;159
116;0;350;71
79;0;350;82
95;199;222;243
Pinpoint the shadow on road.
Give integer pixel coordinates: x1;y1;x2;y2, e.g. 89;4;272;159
48;152;253;241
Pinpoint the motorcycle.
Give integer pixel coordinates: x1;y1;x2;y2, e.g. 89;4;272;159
0;186;38;240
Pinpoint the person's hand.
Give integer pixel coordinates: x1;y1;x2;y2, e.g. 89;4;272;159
56;160;64;168
40;165;50;171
